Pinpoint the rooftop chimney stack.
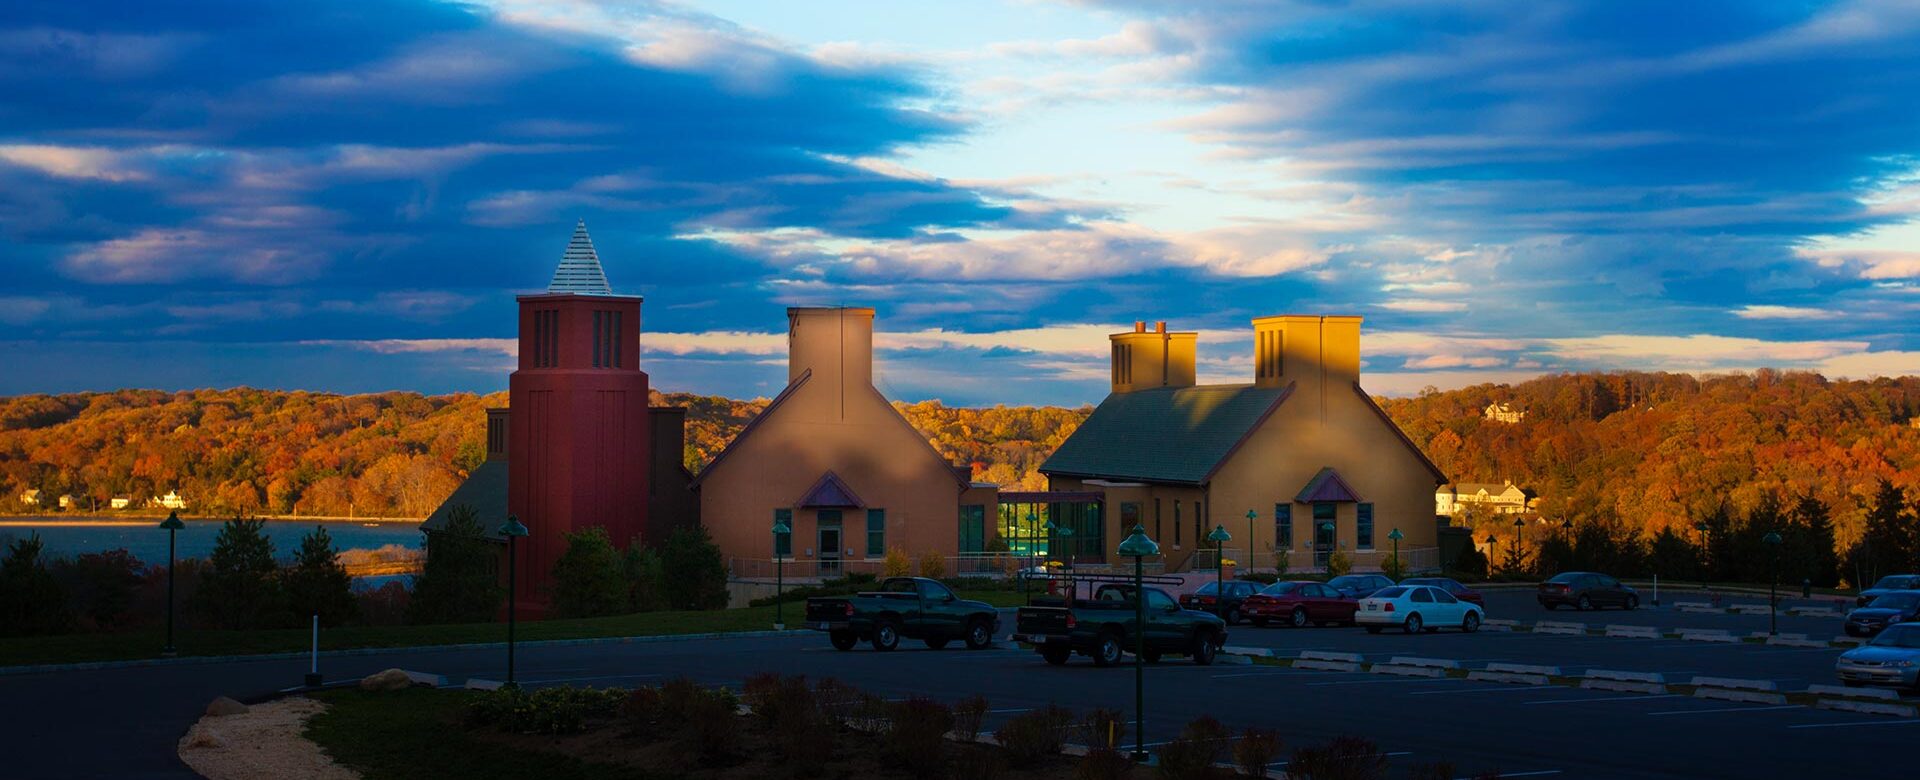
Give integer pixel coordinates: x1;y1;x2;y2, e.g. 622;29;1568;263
1110;318;1197;394
787;307;876;419
1251;314;1363;419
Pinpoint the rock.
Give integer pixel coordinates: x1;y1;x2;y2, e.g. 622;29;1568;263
205;697;250;717
183;724;226;750
359;668;414;692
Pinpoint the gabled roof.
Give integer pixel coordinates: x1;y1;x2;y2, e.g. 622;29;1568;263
419;460;510;542
796;471;864;508
1040;383;1292;485
547;219;614;295
1296;467;1364;503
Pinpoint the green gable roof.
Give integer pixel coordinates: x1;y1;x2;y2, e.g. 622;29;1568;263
1040;384;1291;485
419;459;509;541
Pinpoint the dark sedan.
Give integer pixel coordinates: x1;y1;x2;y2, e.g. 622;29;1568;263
1845;593;1920;637
1179;579;1263;624
1327;573;1396;599
1855;574;1920;608
1400;576;1485;607
1538;571;1639;610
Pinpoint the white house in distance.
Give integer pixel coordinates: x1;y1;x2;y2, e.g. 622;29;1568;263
110;496;132;509
1436;480;1536;516
152;490;187;510
1483;402;1525;424
19;489;41;507
57;494;74;509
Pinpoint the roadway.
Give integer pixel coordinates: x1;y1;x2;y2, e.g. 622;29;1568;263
0;590;1909;779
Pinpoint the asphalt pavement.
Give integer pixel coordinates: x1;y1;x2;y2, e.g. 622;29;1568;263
1;589;1911;779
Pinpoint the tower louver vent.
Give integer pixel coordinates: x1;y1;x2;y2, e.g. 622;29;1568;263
547;219;613;295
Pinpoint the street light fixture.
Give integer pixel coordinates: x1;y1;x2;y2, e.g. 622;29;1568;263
499;514;529;687
773;516;792;630
1693;521;1710;592
1025;512;1039;602
1763;531;1783;636
1512;517;1527;575
1243;509;1257;571
1116;524;1161;764
1207;524;1232;621
158;511;185;657
1386;528;1404;580
1484;533;1498;576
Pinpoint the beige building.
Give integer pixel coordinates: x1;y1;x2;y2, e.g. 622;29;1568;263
1436;480;1535;516
1041;316;1447;574
18;489;40;507
694;307;998;579
1484;402;1525;423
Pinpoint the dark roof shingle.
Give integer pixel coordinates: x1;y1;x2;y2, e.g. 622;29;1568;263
1039;384;1290;485
419;460;509;541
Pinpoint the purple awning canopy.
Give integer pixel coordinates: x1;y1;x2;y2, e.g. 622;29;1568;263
796;471;864;509
1295;467;1363;503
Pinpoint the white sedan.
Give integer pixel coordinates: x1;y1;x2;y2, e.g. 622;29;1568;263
1356;584;1484;634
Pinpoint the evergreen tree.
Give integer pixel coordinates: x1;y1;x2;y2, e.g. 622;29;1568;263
192;517;286;629
550;527;628;618
623;538;667;612
284;525;358;627
1790;491;1838;587
408;505;504;625
1696;502;1735;584
661;525;729;610
1648;526;1695;583
1857;479;1914;583
0;533;71;636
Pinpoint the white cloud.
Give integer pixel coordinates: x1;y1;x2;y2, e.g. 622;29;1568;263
0;144;146;181
302;338;519;357
1378;299;1467;313
1731;304;1839;320
65;229;330;284
1543;333;1869;368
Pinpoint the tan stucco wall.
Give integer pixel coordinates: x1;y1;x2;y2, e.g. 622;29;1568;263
1046;478;1214;570
698;308;966;574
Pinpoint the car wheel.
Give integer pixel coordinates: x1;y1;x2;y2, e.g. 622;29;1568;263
1576;595;1593;611
1252;617;1270;628
1403;613;1423;634
1041;645;1072;665
1624;595;1639;611
924;637;950;650
1462;612;1481;633
871;619;901;652
829;630;858;651
1092;631;1124;667
964;619;994;650
1191;632;1218;666
1365;626;1383;634
1291;607;1310;628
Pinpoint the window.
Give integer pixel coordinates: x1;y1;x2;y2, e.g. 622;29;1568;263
591;310;622;368
1357;503;1374;549
959;504;985;553
919;580;956;601
1411;588;1434;603
1154;498;1163;541
1194;501;1203;547
1174;501;1182;545
1433;589;1458;604
1274;503;1293;548
866;509;885;558
1145;589;1176;611
774;509;792;557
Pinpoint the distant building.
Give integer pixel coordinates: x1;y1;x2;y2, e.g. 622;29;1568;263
152;490;187;510
57;494;74;509
1437;480;1536;516
110;496;132;509
19;489;41;506
1483;402;1525;424
1909;416;1920;430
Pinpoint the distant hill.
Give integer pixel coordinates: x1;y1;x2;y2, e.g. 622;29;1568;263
3;372;1916;544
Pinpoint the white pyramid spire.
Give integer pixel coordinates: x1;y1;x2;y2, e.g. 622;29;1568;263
547;219;613;295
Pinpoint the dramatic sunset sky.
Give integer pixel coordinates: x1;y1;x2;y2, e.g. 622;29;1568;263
4;0;1919;405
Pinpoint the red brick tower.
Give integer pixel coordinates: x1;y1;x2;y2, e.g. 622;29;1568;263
507;220;651;611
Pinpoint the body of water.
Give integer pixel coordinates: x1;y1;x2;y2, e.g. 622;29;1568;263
0;517;423;585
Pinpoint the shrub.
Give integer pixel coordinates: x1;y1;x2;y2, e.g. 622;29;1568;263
284;526;358;627
0;533;70;636
1078;707;1125;751
193;517;286;629
882;547;912;577
661;526;729;610
622;540;667;612
813;677;862;725
917;550;947;579
852;693;894;733
1380;552;1406;582
952;747;1009;780
409;506;503;624
671;682;742;763
1233;728;1282;777
355;580;410;626
1449;545;1489;581
885;697;954;769
466;685;625;734
1239;571;1279;585
953;693;990;742
995;705;1072;766
623;686;665;733
51;548;142;630
1075;747;1134;780
1156;737;1221;779
1286;735;1388;780
551;527;629;618
1326;549;1353;578
776;701;837;776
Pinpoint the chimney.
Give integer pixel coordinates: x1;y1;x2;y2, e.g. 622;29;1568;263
787;306;876;418
1251;314;1364;416
1110;319;1197;394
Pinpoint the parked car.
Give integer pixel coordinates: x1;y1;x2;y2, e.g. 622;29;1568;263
1178;579;1263;624
1399;576;1485;607
1014;582;1227;666
1357;585;1484;634
1835;623;1920;690
1845;593;1920;637
1855;574;1920;607
1327;573;1396;599
1241;581;1358;627
1537;571;1638;610
805;577;1001;652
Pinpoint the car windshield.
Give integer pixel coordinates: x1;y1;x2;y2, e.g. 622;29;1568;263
1870;575;1919;590
1328;576;1365;587
1870;625;1920;649
1194;582;1219;595
1372;587;1408;599
1402;578;1436;587
1869;593;1920;609
1261;582;1301;595
1547;572;1584;584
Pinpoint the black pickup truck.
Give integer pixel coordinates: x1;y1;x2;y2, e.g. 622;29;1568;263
804;577;1001;651
1013;580;1227;666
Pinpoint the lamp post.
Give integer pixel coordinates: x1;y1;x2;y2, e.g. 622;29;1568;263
1116;524;1160;764
499;514;529;687
1386;528;1404;580
1763;531;1783;636
1244;509;1257;570
1484;533;1498;577
1025;511;1038;601
1512;516;1527;574
1321;521;1335;572
1693;521;1710;592
773;517;791;630
158;511;184;657
1207;524;1231;620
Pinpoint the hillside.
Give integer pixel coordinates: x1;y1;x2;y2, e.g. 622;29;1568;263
3;373;1918;546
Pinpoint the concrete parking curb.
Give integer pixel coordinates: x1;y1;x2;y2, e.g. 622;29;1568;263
1534;621;1587;636
1294;650;1365;673
1815;699;1917;718
1582;669;1667;694
1788;608;1844;618
1223;646;1276;658
1467;670;1550;685
1805;685;1900;701
1487;662;1561;676
1764;634;1826;648
0;629;796;676
1370;664;1445;678
1604;624;1661;639
1694;687;1788;705
1388;656;1460;670
1688;676;1777;692
1678;629;1738;644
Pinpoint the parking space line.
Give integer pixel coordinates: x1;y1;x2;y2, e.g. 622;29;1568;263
1473;770;1564;778
1786;719;1920;730
1647;704;1803;716
1305;677;1436;687
1523;694;1681;705
1406;686;1558;696
1212;670;1319;679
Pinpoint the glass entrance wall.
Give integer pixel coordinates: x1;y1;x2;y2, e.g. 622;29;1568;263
996;491;1106;565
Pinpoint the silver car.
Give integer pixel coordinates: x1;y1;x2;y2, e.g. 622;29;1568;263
1835;623;1920;690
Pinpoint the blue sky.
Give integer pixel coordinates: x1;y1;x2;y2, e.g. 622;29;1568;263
3;0;1919;406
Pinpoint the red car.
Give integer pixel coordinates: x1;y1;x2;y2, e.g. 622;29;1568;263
1242;581;1357;628
1399;576;1485;608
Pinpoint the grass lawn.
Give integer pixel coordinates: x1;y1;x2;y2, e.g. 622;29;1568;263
307;688;649;780
0;589;1024;668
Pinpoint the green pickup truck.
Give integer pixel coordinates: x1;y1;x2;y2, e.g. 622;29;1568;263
1013;581;1228;666
804;577;1001;652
